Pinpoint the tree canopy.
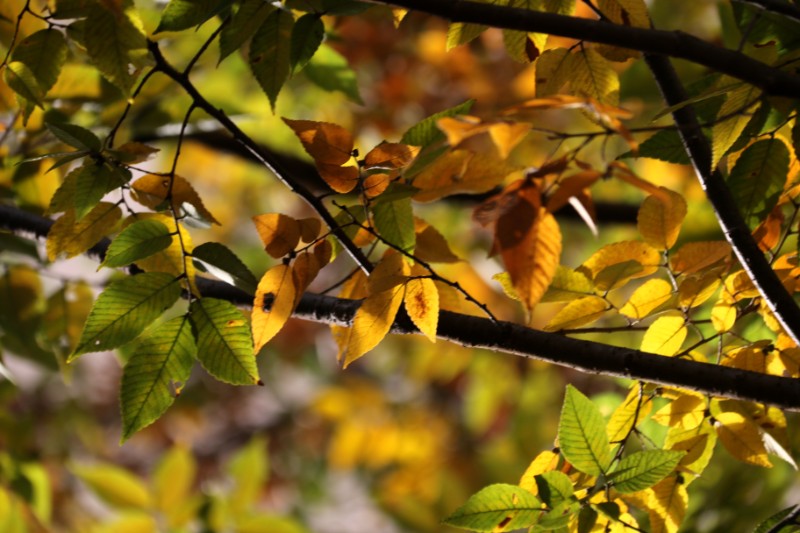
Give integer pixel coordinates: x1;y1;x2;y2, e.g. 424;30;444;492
2;0;800;531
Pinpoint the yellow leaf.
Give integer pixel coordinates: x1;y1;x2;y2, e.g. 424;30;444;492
332;270;369;361
414;218;460;263
723;270;759;301
645;476;688;533
607;386;652;444
152;446;196;525
130;174;219;225
544;295;608;331
364;142;419;169
711;83;761;169
534;48;573;97
721;343;769;374
641;315;686;355
595;0;650;61
579;241;661;291
495;183;561;314
767;345;800;377
677;272;721;308
619;278;674;320
47;203;121;261
637;188;687;250
710;298;737;332
665;421;717;480
391;8;407;27
252;264;296;354
368;250;410;294
487;121;531;159
519;450;560;494
652;395;706;430
715;411;772;467
297;217;321;243
252;213;301;258
669;241;731;275
404;273;439;343
541;265;594;302
342;284;405;368
566;47;620;106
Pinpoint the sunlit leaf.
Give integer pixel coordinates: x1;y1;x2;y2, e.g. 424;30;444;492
152;446;198;528
47;202;122;261
711;83;761;169
610;450;684;493
373;196;415;255
446;21;487;51
102;219;173;269
250;8;293;110
646;476;688;533
711;298;737;332
404;271;438;342
641;314;686;355
652;394;706;430
443;484;542;532
637;188;687;250
619;278;674;320
5;29;68;104
519;450;560;493
669;241;731;275
559;385;612;476
579;241;660;291
252;264;296;354
341;284;405;368
190;298;259;385
544;295;608;331
120;315;196;441
283;118;359;192
368;251;410;294
607;386;653;444
541;266;595;302
677;272;721;309
715;411;772;467
533;471;574;508
414;218;460;263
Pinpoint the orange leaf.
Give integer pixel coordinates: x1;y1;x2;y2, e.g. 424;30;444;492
411;149;473;202
637;187;687;250
364;142;419;169
544;170;602;213
130;174;219;225
494;182;562;314
362;172;391;198
252;264;296;354
342;284;405;368
669;241;732;275
252;213;301;258
282;118;354;165
404;271;439;342
292;251;321;305
317;162;360;193
297;217;322;243
314;239;333;266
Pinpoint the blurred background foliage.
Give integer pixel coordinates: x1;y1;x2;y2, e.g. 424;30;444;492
1;0;799;531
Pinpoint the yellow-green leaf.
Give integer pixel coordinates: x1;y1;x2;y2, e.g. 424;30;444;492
443;484;542;532
559;385;612;476
71;463;151;509
84;4;148;95
47;202;122;261
711;83;761;169
102;219;173;269
579;241;661;291
607;386;653;444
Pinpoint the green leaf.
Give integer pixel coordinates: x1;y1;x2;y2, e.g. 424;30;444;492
8;29;68;101
534;471;574;508
536;500;582;530
103;219;173;269
290;14;325;74
218;0;274;63
754;505;800;533
249;9;294;111
191;242;258;295
609;449;684;493
443;484;542;531
727;138;789;228
70;272;181;359
558;385;612;476
304;44;363;104
46;121;102;152
120;315;196;441
74;162;127;220
71;463;152;509
711;83;761;169
189;298;259;385
372;196;415;255
626;129;690;165
84;4;148;95
155;0;231;33
400;99;475;147
577;506;598;533
4;61;43;106
48;166;81;215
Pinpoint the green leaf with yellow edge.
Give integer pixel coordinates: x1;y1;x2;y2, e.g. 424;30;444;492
607;386;653;444
47;202;122;261
443;483;542;532
156;0;230;33
373;196;415;255
120;315;195;441
714;411;772;467
619;278;674;320
6;29;68;104
404;272;438;342
727;138;789;229
641;314;686;355
609;450;684;494
401;100;475;147
637;188;687;251
70;272;181;360
290;13;325;73
84;4;148;95
152;446;198;527
190;298;259;385
304;44;363;104
249;9;293;110
103;219;173;269
711;83;761;169
544;295;608;331
252;264;296;354
219;0;274;63
559;385;612;476
227;436;269;513
341;284;405;368
71;463;152;509
192;242;258;295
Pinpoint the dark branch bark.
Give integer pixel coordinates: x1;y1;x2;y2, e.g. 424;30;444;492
644;53;800;347
373;0;800;98
4;204;800;409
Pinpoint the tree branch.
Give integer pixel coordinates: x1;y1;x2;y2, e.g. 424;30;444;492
373;0;800;98
4;204;800;409
644;52;800;348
